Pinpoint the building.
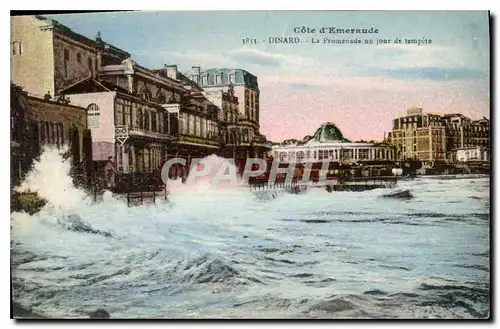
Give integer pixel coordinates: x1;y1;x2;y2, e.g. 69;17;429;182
11;83;92;186
456;146;489;163
11;15;129;99
154;65;222;160
60;58;185;176
203;84;240;153
11;15;222;183
388;107;490;164
272;122;396;165
192;67;271;160
11;15;272;185
388;107;446;164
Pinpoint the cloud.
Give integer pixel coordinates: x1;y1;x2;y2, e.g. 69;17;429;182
227;48;313;68
290;83;317;91
376;67;487;81
229;48;283;67
369;44;487;71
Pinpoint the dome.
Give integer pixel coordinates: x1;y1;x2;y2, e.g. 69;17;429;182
310;122;349;143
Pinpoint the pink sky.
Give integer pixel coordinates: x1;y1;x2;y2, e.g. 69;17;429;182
258;76;490;142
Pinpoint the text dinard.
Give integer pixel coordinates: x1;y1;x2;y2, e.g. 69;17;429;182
293;26;379;34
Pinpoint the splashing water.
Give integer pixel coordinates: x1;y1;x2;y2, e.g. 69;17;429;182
16;145;91;210
11;147;490;319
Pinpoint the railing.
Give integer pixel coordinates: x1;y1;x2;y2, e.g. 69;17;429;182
126;189;169;207
114;171;165;193
112;171;169;206
128;127;173;140
248;175;398;192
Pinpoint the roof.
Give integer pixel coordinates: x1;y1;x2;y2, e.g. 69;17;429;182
35;15;130;57
200;68;259;89
306;122;350;144
58;76;112;94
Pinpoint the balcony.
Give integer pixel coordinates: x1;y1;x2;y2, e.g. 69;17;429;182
128;127;173;140
115;125;175;144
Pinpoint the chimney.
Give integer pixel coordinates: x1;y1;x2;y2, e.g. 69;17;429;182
164;64;178;80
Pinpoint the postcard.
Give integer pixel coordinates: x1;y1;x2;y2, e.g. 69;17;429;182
10;10;490;319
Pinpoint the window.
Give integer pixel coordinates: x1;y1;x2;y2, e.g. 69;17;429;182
124;101;132;127
151;111;157;132
188;114;195;135
229;73;235;84
202;76;208;85
163;112;169;134
158;112;163;133
115;99;124;125
215;74;221;85
87;103;100;128
144;110;150;130
318;150;324;160
136;107;143;128
141;88;152;102
200;118;206;137
181;113;188;134
157;92;166;104
64;49;70;78
57;123;64;146
279;152;287;162
77;53;82;63
45;122;50;144
297;151;305;163
88;57;93;74
12;41;23;55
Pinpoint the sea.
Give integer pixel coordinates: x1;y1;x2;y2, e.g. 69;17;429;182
10;147;490;319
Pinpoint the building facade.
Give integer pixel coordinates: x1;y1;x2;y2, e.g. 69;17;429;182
154;65;224;160
11;83;92;186
272;122;396;165
11;15;129;99
455;146;489;163
11;15;273;185
61;58;186;175
193;67;271;160
388;107;489;164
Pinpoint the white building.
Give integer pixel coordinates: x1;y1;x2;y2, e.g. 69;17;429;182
272;122;395;164
456;146;489;162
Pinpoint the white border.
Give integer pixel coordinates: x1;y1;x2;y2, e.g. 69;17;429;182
3;2;497;329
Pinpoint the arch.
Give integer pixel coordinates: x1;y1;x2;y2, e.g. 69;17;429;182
140;85;153;102
279;152;287;162
156;90;166;104
87;103;100;128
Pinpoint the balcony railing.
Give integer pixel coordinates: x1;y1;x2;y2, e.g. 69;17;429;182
115;124;177;143
128;127;173;140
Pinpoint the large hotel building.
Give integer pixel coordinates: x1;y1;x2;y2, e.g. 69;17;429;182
388;107;489;164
